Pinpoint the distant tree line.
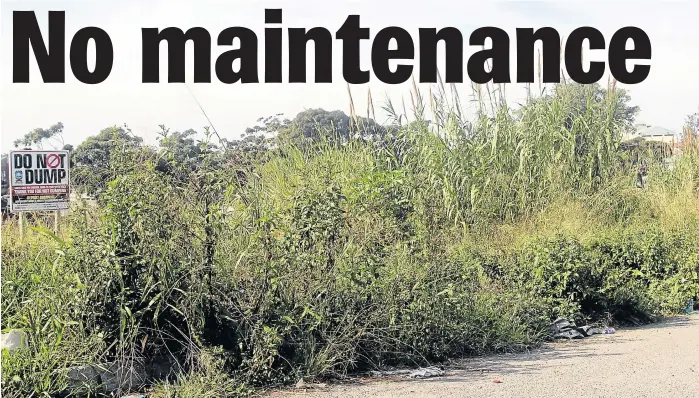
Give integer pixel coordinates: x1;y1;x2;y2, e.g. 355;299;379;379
6;107;398;198
5;83;696;200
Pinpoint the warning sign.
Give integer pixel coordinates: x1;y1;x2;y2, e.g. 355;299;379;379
9;150;70;212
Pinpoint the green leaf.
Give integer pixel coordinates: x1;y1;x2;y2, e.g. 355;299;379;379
27;225;65;246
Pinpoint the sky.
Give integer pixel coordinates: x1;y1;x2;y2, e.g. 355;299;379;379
1;0;698;150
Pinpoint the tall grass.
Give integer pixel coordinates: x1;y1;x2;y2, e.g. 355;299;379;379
378;78;633;227
2;80;698;397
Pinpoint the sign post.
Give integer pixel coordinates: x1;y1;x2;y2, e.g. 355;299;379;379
9;150;70;235
19;212;24;241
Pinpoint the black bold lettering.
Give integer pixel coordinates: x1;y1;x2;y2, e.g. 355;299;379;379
372;27;414;84
13;11;65;83
265;9;282;83
565;27;605;84
336;15;370;84
468;27;511;84
37;154;47;168
608;27;651;84
58;169;66;182
26;170;34;184
142;27;211;83
13;154;23;169
70;27;113;84
23;154;32;169
216;27;259;83
289;28;333;83
516;27;560;83
58;154;67;167
419;27;463;83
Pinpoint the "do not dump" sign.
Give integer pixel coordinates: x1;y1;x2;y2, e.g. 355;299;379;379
9;150;71;212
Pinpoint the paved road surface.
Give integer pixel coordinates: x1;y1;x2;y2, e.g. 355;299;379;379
267;315;699;398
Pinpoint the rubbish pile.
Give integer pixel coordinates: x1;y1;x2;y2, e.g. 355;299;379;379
0;329;28;352
549;318;615;340
369;366;445;379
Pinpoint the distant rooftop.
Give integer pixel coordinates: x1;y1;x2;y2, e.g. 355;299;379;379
623;124;677;142
636;125;676;137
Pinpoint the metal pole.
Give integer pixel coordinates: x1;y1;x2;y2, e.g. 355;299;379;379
19;212;24;242
54;211;61;234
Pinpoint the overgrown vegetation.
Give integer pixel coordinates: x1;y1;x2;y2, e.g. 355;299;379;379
2;80;698;397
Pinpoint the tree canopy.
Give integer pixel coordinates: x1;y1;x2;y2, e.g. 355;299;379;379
518;83;640;132
71;125;144;196
13;122;69;150
278;108;392;148
686;107;698;135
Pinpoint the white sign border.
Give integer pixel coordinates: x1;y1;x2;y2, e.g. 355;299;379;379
8;149;71;213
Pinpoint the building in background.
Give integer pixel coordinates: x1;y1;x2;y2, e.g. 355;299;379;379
623;124;677;146
619;124;681;182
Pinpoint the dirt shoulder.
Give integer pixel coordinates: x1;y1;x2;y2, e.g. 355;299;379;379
266;314;699;398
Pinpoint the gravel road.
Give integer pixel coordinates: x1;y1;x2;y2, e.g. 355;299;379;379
267;314;699;398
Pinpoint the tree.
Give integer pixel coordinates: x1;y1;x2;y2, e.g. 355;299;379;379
278;108;391;148
224;114;289;168
683;107;699;149
606;86;640;131
685;107;698;135
157;127;207;173
71;125;144;197
155;125;230;183
13;122;66;149
540;82;640;131
243;113;291;138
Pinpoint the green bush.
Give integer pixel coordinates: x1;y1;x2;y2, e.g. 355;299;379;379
3;83;698;396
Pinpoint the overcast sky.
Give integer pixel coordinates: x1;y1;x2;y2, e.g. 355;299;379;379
1;0;698;150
